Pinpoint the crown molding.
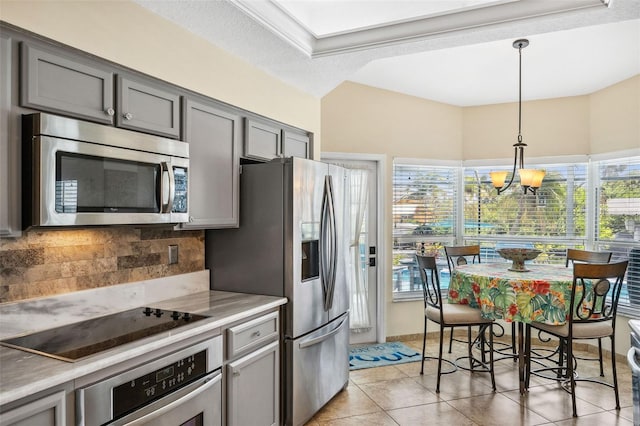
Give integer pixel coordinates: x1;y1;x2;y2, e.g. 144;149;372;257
232;0;609;57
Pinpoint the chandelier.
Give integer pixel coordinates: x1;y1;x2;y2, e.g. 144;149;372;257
490;39;545;195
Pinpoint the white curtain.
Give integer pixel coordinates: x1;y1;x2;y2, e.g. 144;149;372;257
348;169;371;332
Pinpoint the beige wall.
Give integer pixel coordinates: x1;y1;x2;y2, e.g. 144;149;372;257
322;81;463;159
0;0;322;156
463;96;591;160
590;75;640;154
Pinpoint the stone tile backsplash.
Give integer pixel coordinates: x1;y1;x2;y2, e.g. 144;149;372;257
0;227;205;303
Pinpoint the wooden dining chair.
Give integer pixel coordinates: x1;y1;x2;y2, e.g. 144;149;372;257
565;248;612;267
415;253;496;393
525;261;628;417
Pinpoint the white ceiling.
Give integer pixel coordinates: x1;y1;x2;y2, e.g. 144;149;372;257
135;0;640;106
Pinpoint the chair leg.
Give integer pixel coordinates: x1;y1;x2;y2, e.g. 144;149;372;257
421;316;427;375
598;338;604;377
557;339;565;380
448;327;454;353
524;324;531;389
437;324;444;393
568;339;577;417
611;335;620;410
489;324;496;391
511;322;517;362
467;326;473;362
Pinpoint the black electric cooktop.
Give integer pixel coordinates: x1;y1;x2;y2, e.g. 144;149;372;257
0;307;208;362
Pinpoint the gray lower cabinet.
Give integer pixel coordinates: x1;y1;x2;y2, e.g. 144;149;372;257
227;341;279;426
181;98;241;228
116;76;181;139
0;390;67;426
20;43;115;125
282;130;310;159
224;311;280;426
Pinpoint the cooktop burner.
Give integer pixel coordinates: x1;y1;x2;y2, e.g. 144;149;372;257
0;307;208;362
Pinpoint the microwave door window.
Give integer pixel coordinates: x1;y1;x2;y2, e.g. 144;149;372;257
56;152;160;213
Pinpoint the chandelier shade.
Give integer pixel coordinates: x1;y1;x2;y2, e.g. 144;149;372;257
490;38;545;195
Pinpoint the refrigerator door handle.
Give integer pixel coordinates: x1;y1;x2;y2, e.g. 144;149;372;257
320;177;331;310
298;316;348;349
325;175;338;310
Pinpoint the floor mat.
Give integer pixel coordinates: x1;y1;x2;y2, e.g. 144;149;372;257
349;341;421;370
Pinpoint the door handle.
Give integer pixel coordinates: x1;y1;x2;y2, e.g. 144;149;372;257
298;316;347;349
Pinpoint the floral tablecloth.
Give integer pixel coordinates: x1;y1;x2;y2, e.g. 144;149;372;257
448;263;576;325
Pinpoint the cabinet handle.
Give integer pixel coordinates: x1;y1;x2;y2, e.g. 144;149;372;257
105;107;115;116
251;330;261;338
123;112;133;120
233;371;240;377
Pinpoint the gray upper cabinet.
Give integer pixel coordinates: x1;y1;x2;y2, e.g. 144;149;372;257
244;118;281;161
1;34;20;237
19;42;181;139
282;130;310;159
20;43;115;124
245;118;311;161
116;76;181;139
182;98;240;228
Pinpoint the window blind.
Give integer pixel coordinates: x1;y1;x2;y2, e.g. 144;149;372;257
463;163;588;239
594;156;640;317
392;163;458;298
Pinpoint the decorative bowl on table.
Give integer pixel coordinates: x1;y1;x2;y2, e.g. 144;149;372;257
497;248;542;272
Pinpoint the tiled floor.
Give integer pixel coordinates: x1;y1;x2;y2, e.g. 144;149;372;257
305;335;635;425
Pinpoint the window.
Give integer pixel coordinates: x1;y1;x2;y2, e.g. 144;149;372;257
462;162;588;264
392;161;458;299
594;156;640;317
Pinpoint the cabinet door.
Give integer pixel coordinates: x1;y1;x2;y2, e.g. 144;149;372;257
116;76;180;138
227;341;279;426
20;43;114;124
244;118;281;161
1;34;20;237
0;390;66;426
282;130;310;159
182;99;240;228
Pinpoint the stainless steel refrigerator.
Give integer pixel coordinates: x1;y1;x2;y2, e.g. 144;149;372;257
205;157;350;426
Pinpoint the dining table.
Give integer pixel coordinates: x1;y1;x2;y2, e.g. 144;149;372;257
448;262;576;394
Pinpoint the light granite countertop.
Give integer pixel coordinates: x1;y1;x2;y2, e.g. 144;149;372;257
0;271;287;407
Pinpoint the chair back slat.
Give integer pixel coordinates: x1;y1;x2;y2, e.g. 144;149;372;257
565;248;612;267
415;254;442;310
570;261;628;324
444;245;480;274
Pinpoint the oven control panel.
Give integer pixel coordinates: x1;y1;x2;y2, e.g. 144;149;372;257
112;350;207;418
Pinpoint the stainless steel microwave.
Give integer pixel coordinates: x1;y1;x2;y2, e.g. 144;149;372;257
22;113;189;228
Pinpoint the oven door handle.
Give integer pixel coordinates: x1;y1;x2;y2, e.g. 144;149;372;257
628;347;640;375
119;372;221;425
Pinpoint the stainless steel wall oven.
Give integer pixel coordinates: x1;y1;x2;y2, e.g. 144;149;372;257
76;336;222;426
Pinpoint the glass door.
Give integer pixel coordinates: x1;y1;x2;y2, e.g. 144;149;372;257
324;158;379;344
